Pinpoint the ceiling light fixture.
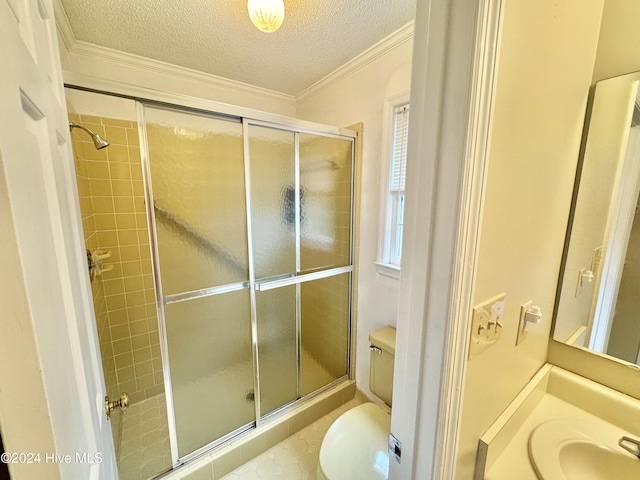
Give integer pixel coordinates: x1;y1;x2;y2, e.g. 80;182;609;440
247;0;285;33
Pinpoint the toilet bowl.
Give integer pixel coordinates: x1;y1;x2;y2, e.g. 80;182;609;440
317;327;396;480
317;403;390;480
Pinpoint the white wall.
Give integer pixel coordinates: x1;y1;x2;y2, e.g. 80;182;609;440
455;1;605;479
592;0;640;83
297;37;413;400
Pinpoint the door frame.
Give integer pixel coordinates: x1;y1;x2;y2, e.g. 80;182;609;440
390;0;502;478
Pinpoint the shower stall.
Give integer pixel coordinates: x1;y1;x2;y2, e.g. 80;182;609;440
67;89;356;479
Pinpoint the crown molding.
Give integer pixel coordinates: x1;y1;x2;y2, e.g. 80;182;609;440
67;40;296;106
53;0;296;108
296;21;414;104
52;0;76;51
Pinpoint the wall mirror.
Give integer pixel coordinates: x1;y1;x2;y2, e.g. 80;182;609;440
553;70;640;364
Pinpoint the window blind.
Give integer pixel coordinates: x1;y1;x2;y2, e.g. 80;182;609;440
390;105;409;193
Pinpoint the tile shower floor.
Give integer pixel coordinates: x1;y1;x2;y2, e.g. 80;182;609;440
117;395;172;480
220;398;362;480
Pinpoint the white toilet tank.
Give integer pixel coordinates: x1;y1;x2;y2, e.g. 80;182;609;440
369;327;396;407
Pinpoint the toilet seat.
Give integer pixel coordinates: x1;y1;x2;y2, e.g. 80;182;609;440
317;403;391;480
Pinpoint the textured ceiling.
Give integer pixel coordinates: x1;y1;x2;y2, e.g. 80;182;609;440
58;0;416;95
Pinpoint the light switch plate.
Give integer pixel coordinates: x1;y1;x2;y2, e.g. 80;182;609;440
468;293;506;359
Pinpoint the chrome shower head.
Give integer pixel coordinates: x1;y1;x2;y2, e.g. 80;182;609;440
91;134;110;150
69;122;110;150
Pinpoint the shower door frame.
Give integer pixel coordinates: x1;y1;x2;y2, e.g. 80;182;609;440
137;100;357;469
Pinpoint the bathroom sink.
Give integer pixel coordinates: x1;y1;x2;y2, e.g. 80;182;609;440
529;418;640;480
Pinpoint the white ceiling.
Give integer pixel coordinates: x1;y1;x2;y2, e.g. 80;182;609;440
57;0;416;96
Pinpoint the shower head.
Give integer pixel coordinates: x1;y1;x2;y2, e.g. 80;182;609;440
69;122;110;149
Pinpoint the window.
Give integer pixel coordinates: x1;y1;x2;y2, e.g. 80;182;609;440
377;99;409;278
388;104;409;265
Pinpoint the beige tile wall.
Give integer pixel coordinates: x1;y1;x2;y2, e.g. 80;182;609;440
70;113;164;405
70;112;119;405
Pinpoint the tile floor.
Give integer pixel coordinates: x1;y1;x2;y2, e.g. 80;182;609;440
220;398;361;480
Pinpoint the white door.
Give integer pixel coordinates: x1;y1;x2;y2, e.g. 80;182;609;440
0;0;117;478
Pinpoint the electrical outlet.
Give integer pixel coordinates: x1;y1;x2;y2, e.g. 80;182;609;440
468;293;506;359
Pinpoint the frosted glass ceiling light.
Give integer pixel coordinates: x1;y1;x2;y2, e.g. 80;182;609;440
248;0;285;33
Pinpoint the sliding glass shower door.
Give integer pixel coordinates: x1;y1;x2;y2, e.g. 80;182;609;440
246;124;298;416
141;105;355;465
144;107;254;458
247;123;354;417
298;133;353;395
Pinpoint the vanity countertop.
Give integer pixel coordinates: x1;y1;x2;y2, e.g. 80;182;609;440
486;394;633;479
477;364;640;480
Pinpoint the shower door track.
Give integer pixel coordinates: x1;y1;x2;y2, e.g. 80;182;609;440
64;83;357;140
153;374;349;478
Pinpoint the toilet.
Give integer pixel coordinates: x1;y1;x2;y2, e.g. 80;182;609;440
317;326;396;480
